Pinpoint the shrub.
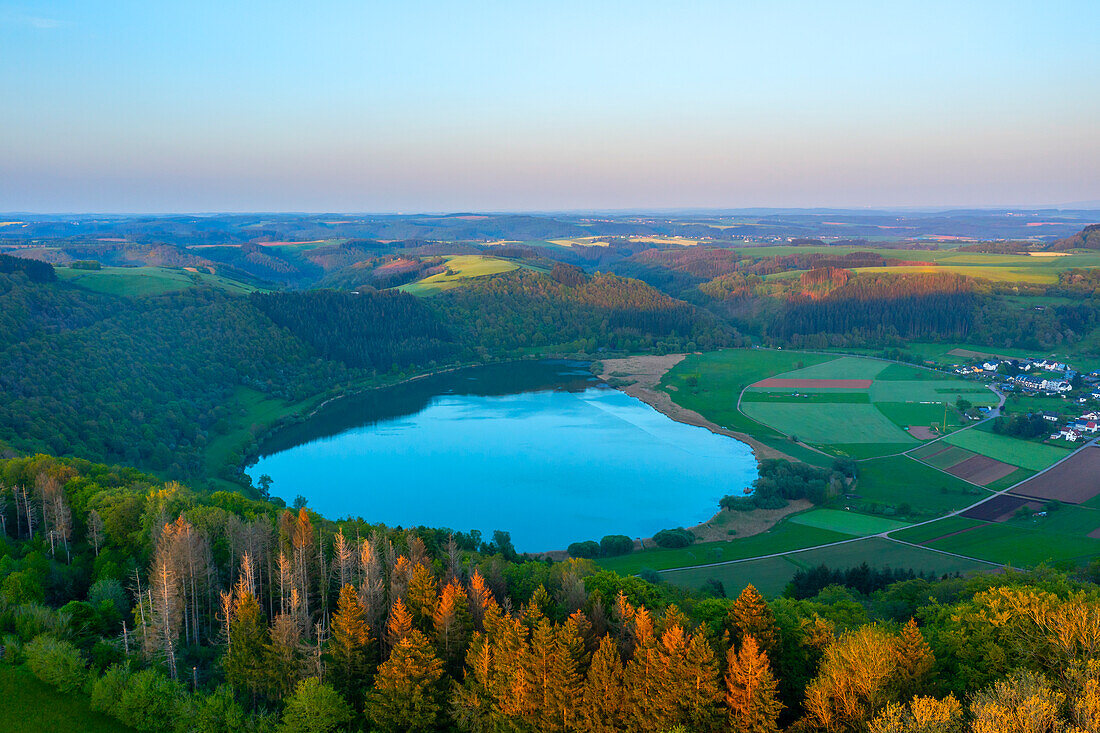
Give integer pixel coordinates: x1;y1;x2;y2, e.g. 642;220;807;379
1;633;22;664
92;664;185;732
652;528;694;549
88;578;129;617
280;677;354;733
567;540;600;559
600;535;634;557
24;634;87;693
13;603;62;642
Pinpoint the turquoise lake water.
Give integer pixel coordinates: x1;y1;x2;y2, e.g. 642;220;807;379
246;361;757;552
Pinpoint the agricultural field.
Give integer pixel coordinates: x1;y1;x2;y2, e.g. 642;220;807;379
1010;446;1100;504
0;666;130;733
595;521;851;576
942;428;1070;472
661;537;995;596
56;265;257;296
788;508;910;535
398;255;543;295
848;455;988;516
890;516;989;545
924;522;1100;566
739;352;992;456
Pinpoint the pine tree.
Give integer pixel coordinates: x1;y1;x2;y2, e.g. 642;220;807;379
433;578;472;673
727;585;778;654
406;563;439;631
368;629;445;732
385;597;414;654
681;630;723;732
892;618;934;699
265;605;305;701
223;573;269;705
625;607;675;732
726;634;783;733
467;569;494;632
578;634;626;732
326;584;374;707
526;617;582;731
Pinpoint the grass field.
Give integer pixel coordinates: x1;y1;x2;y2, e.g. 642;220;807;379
891;516;988;544
597;521;852;575
56;265;256;296
986;468;1035;491
1004;504;1100;537
661;537;995;596
875;401;962;431
875;363;941;381
851;455;988;515
911;444;977;469
772;356;888;380
869;380;997;405
660;349;834;438
399;255;534;295
741;392;870;403
0;666;131;733
740;402;915;445
943;429;1069;472
788;508;910;535
926;523;1100;565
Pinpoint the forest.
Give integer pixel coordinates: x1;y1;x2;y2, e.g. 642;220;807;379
3;453;1100;732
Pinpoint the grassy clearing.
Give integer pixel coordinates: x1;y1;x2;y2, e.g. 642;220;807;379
740;402;914;445
0;665;131;733
943;429;1069;472
926;523;1100;565
399;255;530;295
851;455;987;515
891;517;988;544
596;521;851;575
57;265;256;296
789;508;910;535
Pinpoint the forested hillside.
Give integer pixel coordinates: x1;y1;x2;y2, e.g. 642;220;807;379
3;454;1100;732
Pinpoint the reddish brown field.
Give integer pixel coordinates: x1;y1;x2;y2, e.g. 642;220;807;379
1009;447;1100;503
753;378;873;389
963;494;1030;521
945;454;1018;486
908;426;937;440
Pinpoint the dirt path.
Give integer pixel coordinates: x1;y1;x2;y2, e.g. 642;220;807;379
597;354;800;463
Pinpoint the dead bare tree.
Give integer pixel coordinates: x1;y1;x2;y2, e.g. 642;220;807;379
87;508;105;557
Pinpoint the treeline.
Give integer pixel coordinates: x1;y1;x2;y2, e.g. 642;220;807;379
436;269;737;354
785;563;938;599
770;273;978;345
252;290;455;373
0;252;56;283
5;455;1100;732
720;459;853;511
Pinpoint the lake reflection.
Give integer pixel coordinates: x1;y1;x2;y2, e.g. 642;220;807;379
247;361;757;552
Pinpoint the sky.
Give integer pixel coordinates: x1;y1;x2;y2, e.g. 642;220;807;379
2;1;1099;213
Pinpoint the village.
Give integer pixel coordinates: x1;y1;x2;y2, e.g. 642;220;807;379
952;355;1100;444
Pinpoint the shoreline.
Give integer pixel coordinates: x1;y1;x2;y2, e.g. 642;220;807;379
596;353;802;464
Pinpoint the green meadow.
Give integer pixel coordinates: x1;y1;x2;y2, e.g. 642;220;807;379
56;265;257;297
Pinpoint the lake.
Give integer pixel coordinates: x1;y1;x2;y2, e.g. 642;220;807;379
246;361;757;552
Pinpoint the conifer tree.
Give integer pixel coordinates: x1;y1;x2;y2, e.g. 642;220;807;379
467;570;495;632
526;617;582;731
406;562;439;631
726;634;783;733
385;597;414;654
223;574;269;705
681;630;723;732
727;585;778;655
433;578;472;673
265;603;305;701
326;584;373;707
578;634;627;732
368;629;445;732
893;618;934;699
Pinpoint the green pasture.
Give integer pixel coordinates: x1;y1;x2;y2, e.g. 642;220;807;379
827;442;919;459
875;363;941;380
875;402;961;431
869;380;997;405
399;255;533;295
596;521;851;575
891;517;988;544
943;429;1069;472
770;356;888;381
57;265;256;297
850;455;988;515
741;392;869;404
662;537;996;596
740;402;914;445
0;666;131;733
788;508;910;535
926;523;1100;566
660;349;833;437
1005;504;1100;537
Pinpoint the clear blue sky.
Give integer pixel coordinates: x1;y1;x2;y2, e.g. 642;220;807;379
2;1;1098;212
